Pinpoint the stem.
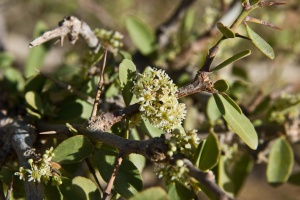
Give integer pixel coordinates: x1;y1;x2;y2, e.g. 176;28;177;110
85;158;104;193
103;155;123;200
91;49;108;118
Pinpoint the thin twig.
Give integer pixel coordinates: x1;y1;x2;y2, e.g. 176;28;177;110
91;49;108;118
5;176;13;200
38;70;94;104
103;155;123;200
85;158;104;193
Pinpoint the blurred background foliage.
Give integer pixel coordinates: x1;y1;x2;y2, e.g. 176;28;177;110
1;0;300;199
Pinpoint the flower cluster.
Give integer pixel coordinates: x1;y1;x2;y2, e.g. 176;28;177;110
14;147;62;186
155;159;190;186
132;67;186;132
155;128;200;185
166;129;200;158
94;28;123;54
268;93;300;124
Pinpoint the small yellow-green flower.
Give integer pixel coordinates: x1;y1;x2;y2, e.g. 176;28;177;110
132;67;186;132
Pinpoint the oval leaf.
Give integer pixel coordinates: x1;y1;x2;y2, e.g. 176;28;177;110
267;137;294;185
72;176;101;200
119;59;137;106
168;181;193;200
25;73;47;93
214;79;229;92
125;16;156;55
130;187;168;200
245;23;275;59
25;91;44;113
222;93;242;114
53;135;94;164
217;22;235;38
58;177;81;200
211;50;251;72
207;96;222;125
94;148;143;198
213;94;258;149
139;117;164;138
198;131;220;171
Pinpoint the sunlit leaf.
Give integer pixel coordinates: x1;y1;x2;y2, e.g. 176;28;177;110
214;79;229;92
119;59;137;105
0;53;14;68
72;176;101;200
125;16;156;55
267;137;294;185
25;91;44;113
53;135;94;164
222;93;242;114
130;187;169;200
198;131;220;171
207;96;221;125
213;94;258;149
211;50;251;72
139;117;164;138
245;23;275;59
217;22;235;38
168;181;193;200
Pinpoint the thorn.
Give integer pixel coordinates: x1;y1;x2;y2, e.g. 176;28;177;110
243;16;282;30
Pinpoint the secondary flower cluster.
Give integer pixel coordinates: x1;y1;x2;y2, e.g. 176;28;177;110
132;67;186;132
14;147;62;186
155;129;200;185
94;28;123;54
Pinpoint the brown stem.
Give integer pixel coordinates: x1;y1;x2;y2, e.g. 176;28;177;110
183;159;234;200
5;176;13;200
103;155;123;200
91;49;108;118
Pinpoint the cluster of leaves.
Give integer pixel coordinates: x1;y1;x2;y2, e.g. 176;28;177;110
1;1;300;200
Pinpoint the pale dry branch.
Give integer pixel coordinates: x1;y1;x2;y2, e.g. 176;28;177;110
29;16;101;53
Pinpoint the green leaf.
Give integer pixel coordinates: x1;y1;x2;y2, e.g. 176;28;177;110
56;101;83;121
130;187;169;200
245;23;275;59
25;21;49;77
94;148;143;198
0;53;14;68
45;185;62;200
129;154;146;173
222;93;242;114
58;177;81;200
167;181;193;200
72;176;101;200
125;16;156;55
214;79;229;92
53;135;94;164
198;131;221;171
76;99;93;120
119;59;137;106
25;91;44;113
207;96;222;125
211;50;251;72
217;156;234;197
25;73;47;93
139;117;164;138
4;68;25;92
230;154;254;195
267;137;294;185
217;22;235;38
213;94;258;149
231;65;248;80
